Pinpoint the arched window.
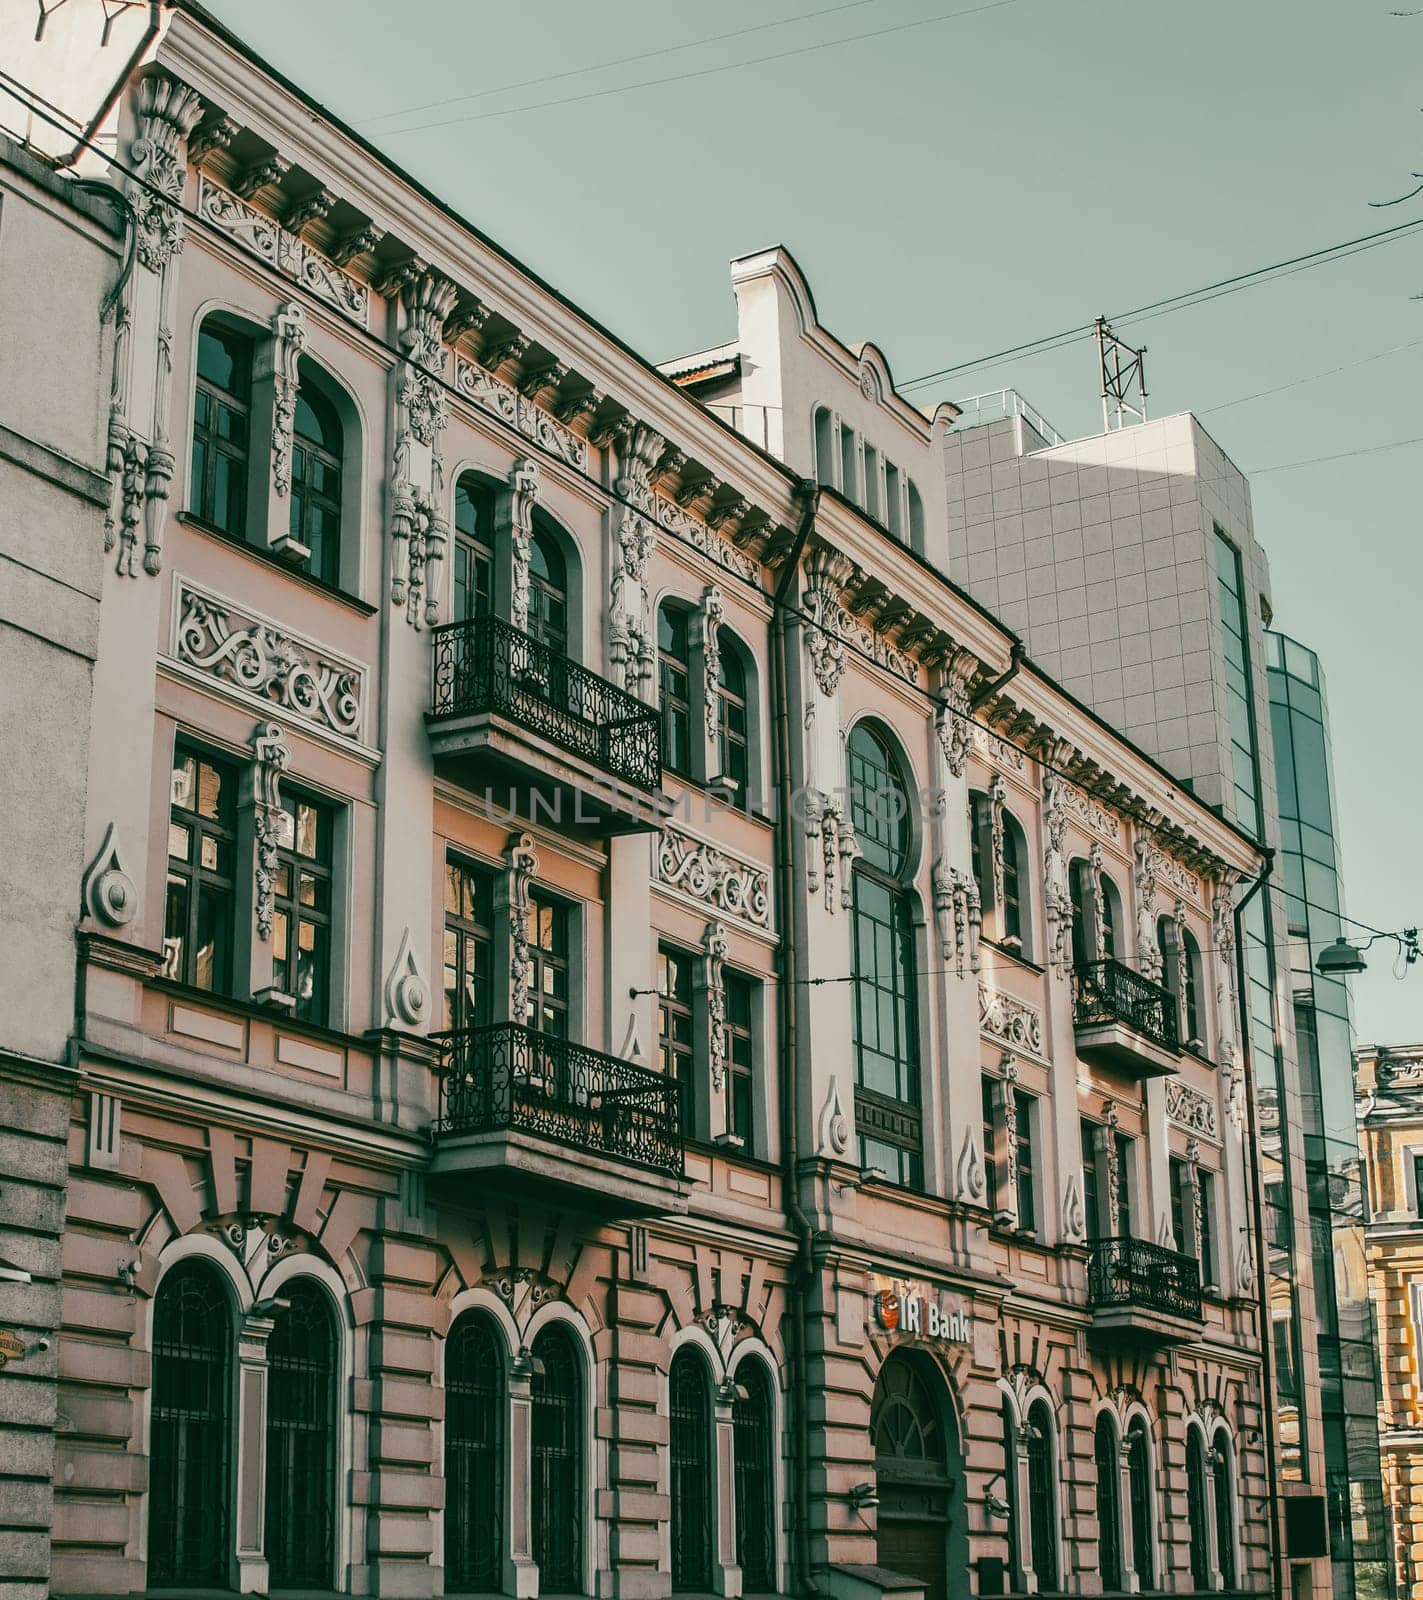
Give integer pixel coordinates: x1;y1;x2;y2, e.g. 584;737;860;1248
528;514;569;655
670;1348;715;1592
733;1361;776;1592
716;635;751;809
658;602;694;780
190;318;253;538
1125;1415;1154;1590
1211;1427;1237;1589
814;406;835;488
907;482;925;553
1001;815;1028;955
848;723;921;1189
1095;1412;1123;1591
1186;1425;1210;1591
446;1312;504;1593
1101;874;1121;960
289;363;344;586
531;1324;582;1593
1070;859;1120;966
148;1260;233;1588
1003;1400;1023;1590
1025;1399;1059;1591
265;1279;338;1590
453;473;497;623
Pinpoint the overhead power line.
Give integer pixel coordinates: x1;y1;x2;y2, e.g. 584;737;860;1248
1248;433;1423;476
380;0;1024;137
900;213;1423;391
366;0;888;126
1198;335;1423;417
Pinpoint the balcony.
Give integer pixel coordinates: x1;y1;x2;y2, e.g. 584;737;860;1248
1071;958;1181;1078
430;1022;688;1215
1085;1236;1203;1345
428;616;662;835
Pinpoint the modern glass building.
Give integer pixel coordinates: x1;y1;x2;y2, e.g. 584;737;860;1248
1267;629;1392;1600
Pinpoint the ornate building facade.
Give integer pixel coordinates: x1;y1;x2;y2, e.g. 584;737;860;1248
0;5;1283;1598
1358;1045;1423;1600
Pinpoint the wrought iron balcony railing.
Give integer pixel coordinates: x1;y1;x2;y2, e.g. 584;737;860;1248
1086;1236;1202;1322
435;1022;684;1180
430;616;661;793
1072;958;1180;1053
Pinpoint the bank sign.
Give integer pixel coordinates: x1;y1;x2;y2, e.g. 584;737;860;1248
874;1282;972;1344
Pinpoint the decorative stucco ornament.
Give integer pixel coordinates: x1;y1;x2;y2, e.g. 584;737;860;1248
700;585;725;739
1042;772;1071;969
933;862;981;975
384;927;431;1028
817;1076;850;1157
702;921;730;1092
988;775;1007;919
508;458;540;635
269;302;308;498
1062;1172;1086;1243
956;1126;986;1204
81;822;138;927
251;722;291;942
1089;842;1107;962
129;74;205;270
389;484;447;631
506;832;539;1026
805;791;857;913
1135;835;1161;980
933;650;977;780
803;549;853;697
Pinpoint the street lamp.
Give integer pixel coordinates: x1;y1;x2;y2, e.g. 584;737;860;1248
1316;937;1367;978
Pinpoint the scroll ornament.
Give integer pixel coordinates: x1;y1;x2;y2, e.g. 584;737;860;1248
506;832;539;1025
251;721;291;941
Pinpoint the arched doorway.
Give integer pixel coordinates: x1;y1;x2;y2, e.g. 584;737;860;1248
445;1311;504;1592
530;1324;583;1594
265;1278;339;1589
870;1350;966;1600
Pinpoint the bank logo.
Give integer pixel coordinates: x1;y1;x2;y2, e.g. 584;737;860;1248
875;1289;900;1329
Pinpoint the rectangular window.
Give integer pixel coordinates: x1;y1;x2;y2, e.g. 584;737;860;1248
1115;1132;1136;1239
1081;1119;1101;1239
863;442;880;523
658;943;696;1135
190;323;252;538
724;972;755;1149
164;745;237;995
983;1078;999;1212
657;607;694;780
526;892;569;1038
1014;1089;1037;1233
269;793;333;1026
1199;1171;1218;1286
443;855;495;1031
1171;1155;1189;1255
453;477;496;623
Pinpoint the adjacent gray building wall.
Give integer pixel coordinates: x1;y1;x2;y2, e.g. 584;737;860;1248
0;134;117;1600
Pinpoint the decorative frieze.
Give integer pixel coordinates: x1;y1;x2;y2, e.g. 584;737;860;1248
654;824;771;930
978;983;1045;1058
969;721;1027;775
196;174;370;324
172;581;365;741
1062;782;1119;838
453;356;587;469
1165;1080;1218;1139
1151;845;1201;904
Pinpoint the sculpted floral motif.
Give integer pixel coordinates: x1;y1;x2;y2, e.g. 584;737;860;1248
389;483;447;630
1165;1079;1218;1138
969;722;1027;775
609;507;656;697
129;76;205;269
508;459;540;635
803;550;853;697
699;585;725;739
804;790;858;913
1062;782;1119;838
934;650;978;778
1042;773;1072;968
251;722;291;942
196;176;369;324
978;983;1044;1057
1134;836;1161;981
506;833;539;1027
934;862;981;975
702;922;730;1092
655;825;771;929
174;584;363;740
1151;845;1200;903
269;302;308;499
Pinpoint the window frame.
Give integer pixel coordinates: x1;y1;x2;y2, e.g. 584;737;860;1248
526;890;571;1039
723;969;756;1150
288;365;344;587
658;942;697;1136
164;743;239;997
189;319;253;540
452;473;498;625
268;788;334;1027
658;601;696;782
443;853;496;1033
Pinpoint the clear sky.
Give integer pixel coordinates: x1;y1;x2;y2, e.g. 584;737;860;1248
202;0;1423;1045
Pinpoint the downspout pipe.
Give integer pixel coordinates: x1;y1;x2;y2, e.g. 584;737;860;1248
55;0;162;173
968;639;1023;711
1232;848;1284;1600
770;479;820;1597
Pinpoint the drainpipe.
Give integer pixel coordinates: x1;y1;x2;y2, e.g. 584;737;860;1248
968;639;1023;711
1232;849;1284;1600
770;479;820;1598
54;0;162;172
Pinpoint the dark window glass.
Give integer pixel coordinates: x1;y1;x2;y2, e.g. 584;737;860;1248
1187;1429;1210;1590
1126;1418;1154;1589
1212;1433;1236;1588
289;368;343;586
527;893;569;1039
1215;528;1261;832
733;1361;776;1590
670;1348;715;1591
1115;1133;1135;1239
1004;1402;1023;1588
1096;1413;1123;1591
453;475;497;624
148;1262;232;1588
444;857;495;1032
446;1313;503;1592
659;605;694;779
983;1078;998;1211
725;972;756;1149
530;1325;582;1593
1101;877;1118;960
1081;1120;1101;1239
1001;820;1023;948
1026;1401;1058;1590
1182;930;1204;1045
970;792;990;908
270;793;333;1025
1199;1172;1218;1285
849;724;920;1188
265;1280;337;1590
659;945;696;1136
716;643;750;809
164;746;236;995
1015;1088;1036;1232
1070;861;1090;968
528;516;569;654
191;322;251;537
1171;1156;1190;1256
